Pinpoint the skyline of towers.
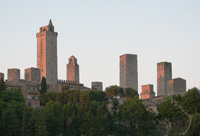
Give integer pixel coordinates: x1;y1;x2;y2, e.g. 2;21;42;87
157;62;172;96
36;19;58;91
67;56;79;83
120;54;138;92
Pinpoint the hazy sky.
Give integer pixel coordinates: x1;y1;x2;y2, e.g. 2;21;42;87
0;1;200;94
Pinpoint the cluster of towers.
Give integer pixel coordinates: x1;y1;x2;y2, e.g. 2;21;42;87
0;20;187;109
119;54;186;99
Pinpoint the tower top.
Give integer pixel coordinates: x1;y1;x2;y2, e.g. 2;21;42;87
49;19;53;26
68;56;77;64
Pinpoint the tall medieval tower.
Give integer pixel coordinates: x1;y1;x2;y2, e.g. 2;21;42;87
67;56;79;83
36;19;58;91
120;54;138;92
157;62;172;96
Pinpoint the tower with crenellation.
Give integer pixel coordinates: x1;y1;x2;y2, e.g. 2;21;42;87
36;19;58;91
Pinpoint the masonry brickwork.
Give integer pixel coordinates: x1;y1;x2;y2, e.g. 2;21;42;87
140;84;155;99
91;81;103;91
36;20;58;91
67;56;79;83
24;67;41;83
0;72;4;80
120;54;138;91
7;68;20;82
167;78;186;96
157;62;172;96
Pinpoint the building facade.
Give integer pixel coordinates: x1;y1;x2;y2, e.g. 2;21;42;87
157;62;172;96
120;54;138;91
36;19;58;91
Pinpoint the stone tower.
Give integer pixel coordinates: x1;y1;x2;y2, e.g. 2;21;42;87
7;68;20;81
24;67;41;83
120;54;138;91
36;19;58;91
67;56;79;83
157;62;172;96
167;78;186;96
91;81;103;91
140;84;155;99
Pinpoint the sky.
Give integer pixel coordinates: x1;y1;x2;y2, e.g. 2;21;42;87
0;0;200;95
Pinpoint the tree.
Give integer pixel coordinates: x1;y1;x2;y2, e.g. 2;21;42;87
185;113;200;136
119;96;155;135
182;88;200;114
80;113;107;136
40;77;47;94
35;109;48;136
105;85;124;98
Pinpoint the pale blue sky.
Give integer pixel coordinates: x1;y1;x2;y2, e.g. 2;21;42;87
0;1;200;94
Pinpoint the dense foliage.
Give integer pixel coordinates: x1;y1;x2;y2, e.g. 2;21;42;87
0;86;199;136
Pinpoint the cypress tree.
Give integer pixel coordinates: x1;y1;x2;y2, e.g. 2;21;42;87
40;77;47;94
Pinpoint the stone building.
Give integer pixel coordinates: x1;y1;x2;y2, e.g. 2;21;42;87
120;54;138;92
7;68;20;82
24;67;41;83
67;56;79;83
157;62;172;96
36;19;58;91
0;72;4;80
6;70;40;109
57;80;90;92
140;84;155;99
167;78;186;96
91;81;103;91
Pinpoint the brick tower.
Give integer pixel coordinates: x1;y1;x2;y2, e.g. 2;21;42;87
157;62;172;96
36;19;58;91
120;54;138;91
67;56;79;83
140;84;155;99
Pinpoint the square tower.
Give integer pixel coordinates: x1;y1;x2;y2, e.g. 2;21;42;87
91;81;103;91
140;84;155;99
36;19;58;91
120;54;138;91
0;72;4;81
157;62;172;96
7;68;20;81
67;56;79;83
24;67;41;83
167;78;186;96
